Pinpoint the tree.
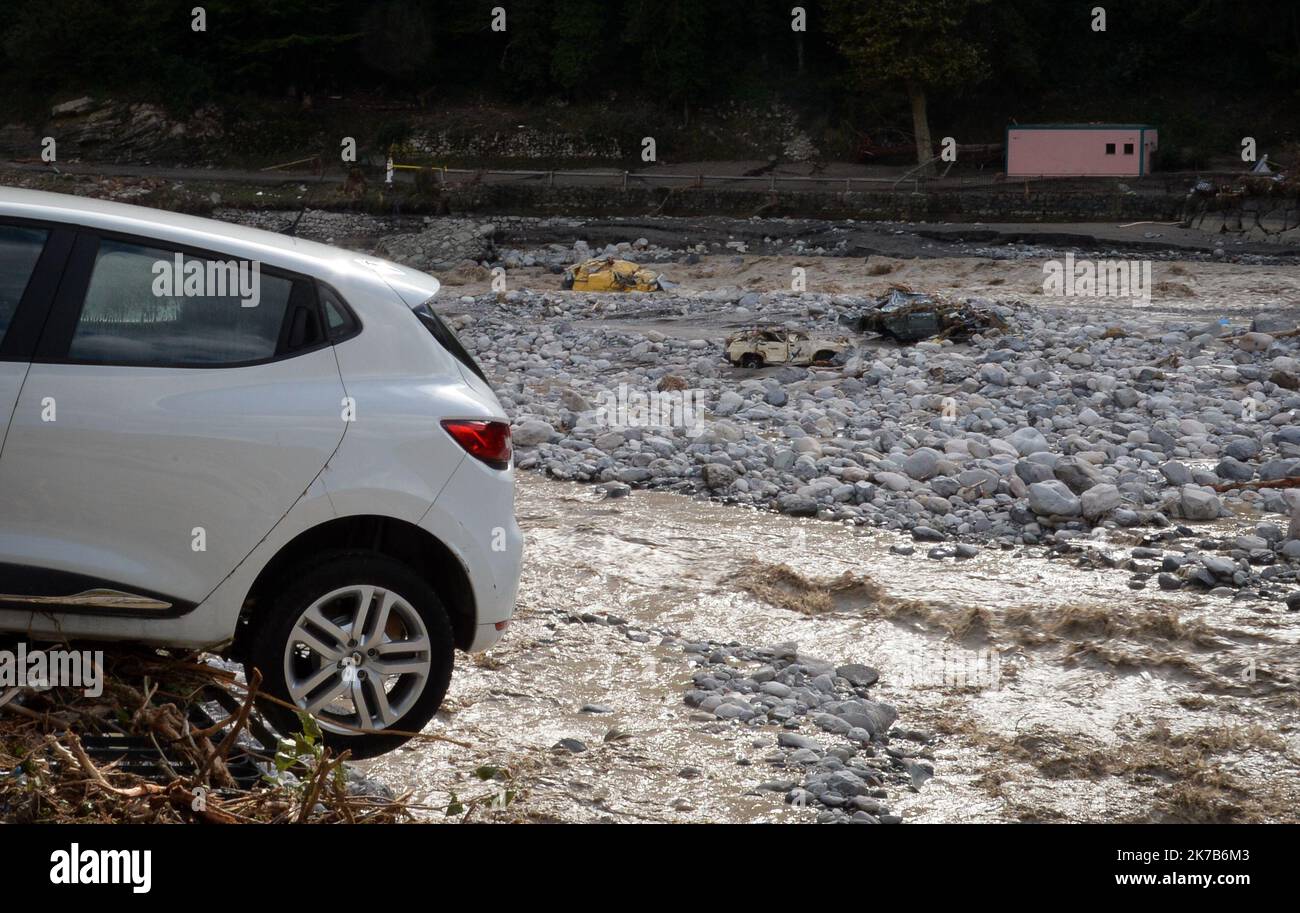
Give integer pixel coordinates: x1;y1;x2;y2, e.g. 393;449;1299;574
622;0;714;125
827;0;988;174
549;0;613;93
202;0;360;98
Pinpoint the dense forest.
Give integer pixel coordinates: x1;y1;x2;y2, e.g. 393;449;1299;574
1;0;1297;167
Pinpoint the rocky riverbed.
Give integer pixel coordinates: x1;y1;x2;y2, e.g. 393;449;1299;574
441;284;1300;612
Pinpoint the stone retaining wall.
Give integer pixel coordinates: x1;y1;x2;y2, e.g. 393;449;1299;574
441;182;1191;222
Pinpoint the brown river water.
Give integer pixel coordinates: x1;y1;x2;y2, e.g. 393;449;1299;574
364;473;1300;823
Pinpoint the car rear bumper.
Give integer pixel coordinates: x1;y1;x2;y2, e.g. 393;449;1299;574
419;457;523;651
467;620;510;652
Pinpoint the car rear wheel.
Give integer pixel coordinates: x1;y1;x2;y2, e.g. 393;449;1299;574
248;551;454;759
740;353;764;369
812;350;837;362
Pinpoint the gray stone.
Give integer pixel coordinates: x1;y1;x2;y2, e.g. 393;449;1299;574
702;463;738;490
1179;486;1222;521
1028;480;1082;517
778;732;823;752
835;663;880;688
1080;483;1121;520
777;493;819;516
1007;426;1051;456
1160;461;1193;486
1215;457;1255;482
513;419;557;447
903;447;942;481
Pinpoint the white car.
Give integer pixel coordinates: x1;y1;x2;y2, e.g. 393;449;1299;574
0;188;522;757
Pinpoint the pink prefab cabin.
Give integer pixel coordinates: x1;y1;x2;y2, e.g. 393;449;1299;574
1005;124;1157;177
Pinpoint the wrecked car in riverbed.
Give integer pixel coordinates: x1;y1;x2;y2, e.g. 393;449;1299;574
562;256;668;292
840;289;1007;343
725;327;849;368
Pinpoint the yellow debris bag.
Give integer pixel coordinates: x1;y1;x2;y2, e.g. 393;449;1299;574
562;257;663;292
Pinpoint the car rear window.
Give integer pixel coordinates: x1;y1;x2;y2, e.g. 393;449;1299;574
412;297;488;383
68;238;307;366
318;283;358;341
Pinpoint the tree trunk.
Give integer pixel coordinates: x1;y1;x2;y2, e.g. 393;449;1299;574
907;79;934;177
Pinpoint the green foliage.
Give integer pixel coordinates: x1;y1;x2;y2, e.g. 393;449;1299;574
622;0;713;104
826;0;990;90
267;711;343;796
548;0;612;92
270;711;325;775
443;762;517;819
0;0;1295;157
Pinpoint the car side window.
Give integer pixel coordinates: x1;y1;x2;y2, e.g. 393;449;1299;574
0;224;49;346
67;238;301;366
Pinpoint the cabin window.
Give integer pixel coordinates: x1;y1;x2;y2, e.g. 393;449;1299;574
1105;143;1116;155
1123;143;1134;155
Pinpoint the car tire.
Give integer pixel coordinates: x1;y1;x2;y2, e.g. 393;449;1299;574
812;350;836;362
248;550;455;760
740;353;764;369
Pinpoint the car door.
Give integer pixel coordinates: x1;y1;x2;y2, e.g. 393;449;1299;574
0;230;347;615
760;333;787;363
0;222;68;453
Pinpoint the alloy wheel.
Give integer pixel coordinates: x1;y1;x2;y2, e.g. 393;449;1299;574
282;585;433;734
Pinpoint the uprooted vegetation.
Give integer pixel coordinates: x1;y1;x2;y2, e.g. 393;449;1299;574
962;721;1299;823
729;562;1220;654
0;646;427;823
724;562;882;615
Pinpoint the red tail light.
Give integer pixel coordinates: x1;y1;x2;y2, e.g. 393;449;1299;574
441;420;512;469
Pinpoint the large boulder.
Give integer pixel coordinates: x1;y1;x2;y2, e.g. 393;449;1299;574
1053;456;1104;494
702;463;738;490
1006;426;1051;456
512;419;557;447
1178;485;1223;521
903;447;942;481
1027;480;1082;517
1080;483;1122;520
777;493;819;516
1214;457;1255;482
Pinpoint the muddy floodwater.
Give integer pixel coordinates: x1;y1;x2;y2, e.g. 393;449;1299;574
366;473;1300;823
